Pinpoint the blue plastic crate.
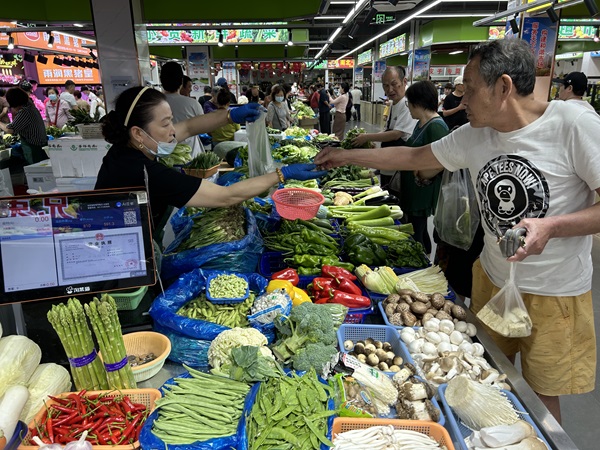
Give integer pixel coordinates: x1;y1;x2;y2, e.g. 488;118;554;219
206;273;249;304
336;324;445;425
437;384;550;450
378;289;456;330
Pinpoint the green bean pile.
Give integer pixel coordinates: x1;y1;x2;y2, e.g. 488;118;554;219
152;365;250;445
247;368;334;449
208;274;248;299
177;206;246;251
177;292;254;328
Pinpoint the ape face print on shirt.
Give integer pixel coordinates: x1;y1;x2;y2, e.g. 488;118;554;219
476;155;550;238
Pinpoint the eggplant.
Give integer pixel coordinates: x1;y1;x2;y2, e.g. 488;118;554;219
365;194;399;206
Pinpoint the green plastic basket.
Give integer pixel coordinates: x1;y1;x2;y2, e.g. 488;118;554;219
109;285;148;311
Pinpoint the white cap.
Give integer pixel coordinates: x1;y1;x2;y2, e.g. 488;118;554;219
454;76;464;85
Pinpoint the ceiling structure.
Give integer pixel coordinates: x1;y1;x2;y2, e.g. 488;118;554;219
1;0;598;63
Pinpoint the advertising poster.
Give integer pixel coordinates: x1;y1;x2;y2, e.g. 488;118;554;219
521;17;558;76
373;60;386;82
354;67;364;87
16;31;93;57
187;46;210;92
0;51;25;85
412;48;431;81
36;56;101;85
357;49;373;66
221;62;238;98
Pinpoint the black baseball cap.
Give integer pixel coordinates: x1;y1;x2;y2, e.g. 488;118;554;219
552;72;588;94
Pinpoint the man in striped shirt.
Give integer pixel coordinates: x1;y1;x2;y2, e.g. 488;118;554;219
0;87;48;164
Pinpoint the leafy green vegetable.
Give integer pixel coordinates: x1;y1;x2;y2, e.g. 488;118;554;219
46;126;63;139
285;126;311;138
386;238;430;268
272;143;319;164
292;100;316;119
340;127;374;149
217;345;283;382
67;108;100;125
291;342;338;374
187;152;221;169
160;143;193;168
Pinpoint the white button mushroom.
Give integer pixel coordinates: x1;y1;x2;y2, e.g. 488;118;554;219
450;330;464;345
423;318;441;332
408;338;425;354
466;323;477;337
439;319;455;335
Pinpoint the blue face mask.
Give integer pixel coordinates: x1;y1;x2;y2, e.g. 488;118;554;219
48;94;57;101
275;96;284;103
141;130;177;157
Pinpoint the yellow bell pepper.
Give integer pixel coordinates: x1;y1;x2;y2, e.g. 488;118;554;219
266;280;294;297
292;287;311;306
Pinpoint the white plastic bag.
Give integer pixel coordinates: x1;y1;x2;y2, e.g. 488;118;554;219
476;263;532;337
246;111;276;177
433;169;480;250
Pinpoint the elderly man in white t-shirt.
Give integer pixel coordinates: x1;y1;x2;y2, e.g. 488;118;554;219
350;66;417;189
317;38;600;424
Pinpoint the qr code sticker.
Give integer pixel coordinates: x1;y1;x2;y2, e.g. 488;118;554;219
124;211;137;225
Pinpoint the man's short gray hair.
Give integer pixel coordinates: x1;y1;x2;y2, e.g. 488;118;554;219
468;39;536;96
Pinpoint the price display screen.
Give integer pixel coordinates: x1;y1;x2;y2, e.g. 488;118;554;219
0;189;156;304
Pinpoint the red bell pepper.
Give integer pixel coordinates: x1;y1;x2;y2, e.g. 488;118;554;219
322;265;356;281
329;291;370;308
272;268;300;286
334;278;362;296
309;277;334;295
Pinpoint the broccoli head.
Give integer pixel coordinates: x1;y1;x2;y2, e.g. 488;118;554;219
272;303;337;362
291;342;338;374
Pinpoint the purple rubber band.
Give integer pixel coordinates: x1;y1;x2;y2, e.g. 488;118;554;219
104;356;128;372
68;349;97;368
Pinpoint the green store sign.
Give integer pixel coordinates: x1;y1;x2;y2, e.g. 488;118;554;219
379;34;406;59
558;26;598;40
147;29;289;44
357;49;373;65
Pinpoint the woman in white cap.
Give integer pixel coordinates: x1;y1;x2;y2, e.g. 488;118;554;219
441;75;468;131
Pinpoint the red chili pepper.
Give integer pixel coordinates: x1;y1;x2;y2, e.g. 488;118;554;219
51;404;77;414
335;278;363;296
131;403;148;412
314;297;328;304
322;265;356;281
48;396;71;406
53;412;79;426
46;416;55;443
67;393;86;416
271;268;300;286
123;413;142;440
330;290;370;308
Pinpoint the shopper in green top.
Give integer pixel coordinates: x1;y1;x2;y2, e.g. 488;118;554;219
399;81;449;253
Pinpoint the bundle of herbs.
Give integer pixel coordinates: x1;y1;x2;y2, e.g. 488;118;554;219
177;205;246;251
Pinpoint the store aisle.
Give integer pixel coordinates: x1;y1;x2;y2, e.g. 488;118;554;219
344;115;600;449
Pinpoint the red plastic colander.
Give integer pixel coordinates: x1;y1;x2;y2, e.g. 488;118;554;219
272;188;325;220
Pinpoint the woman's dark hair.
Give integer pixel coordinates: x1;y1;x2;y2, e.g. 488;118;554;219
270;85;283;97
405;81;439;112
47;87;58;95
216;88;231;107
102;86;167;146
6;88;29;108
0;88;5;97
282;83;291;94
340;82;350;94
74;90;82;99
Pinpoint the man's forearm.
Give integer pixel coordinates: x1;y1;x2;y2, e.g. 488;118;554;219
546;200;600;239
176;109;229;141
338;145;443;172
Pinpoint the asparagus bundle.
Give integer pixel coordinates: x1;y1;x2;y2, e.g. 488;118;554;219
85;294;136;389
48;298;109;391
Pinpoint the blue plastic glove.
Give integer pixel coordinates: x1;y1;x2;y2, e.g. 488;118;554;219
230;103;263;123
281;163;328;181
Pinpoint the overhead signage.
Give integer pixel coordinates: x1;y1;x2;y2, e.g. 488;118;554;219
16;31;94;57
558;25;598;40
36;56;101;85
312;59;354;70
371;13;395;25
0;22;17;47
379;34;406;59
0;51;25;85
488;26;507;40
412;48;431;81
147;29;289;44
429;66;463;77
555;52;584;60
357;49;373;66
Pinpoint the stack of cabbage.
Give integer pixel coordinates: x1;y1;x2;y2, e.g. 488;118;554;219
0;327;71;441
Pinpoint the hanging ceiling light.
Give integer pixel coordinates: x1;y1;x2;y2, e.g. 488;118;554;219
47;34;55;48
348;22;360;39
218;31;224;47
287;29;293;46
7;33;14;50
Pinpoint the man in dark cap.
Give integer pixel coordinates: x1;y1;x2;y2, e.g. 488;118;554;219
552;72;595;111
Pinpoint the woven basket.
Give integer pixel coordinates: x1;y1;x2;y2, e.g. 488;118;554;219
19;388;161;450
183;164;220;178
123;331;171;382
76;123;104;139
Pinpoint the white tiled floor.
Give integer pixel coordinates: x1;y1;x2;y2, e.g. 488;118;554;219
348;118;600;450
